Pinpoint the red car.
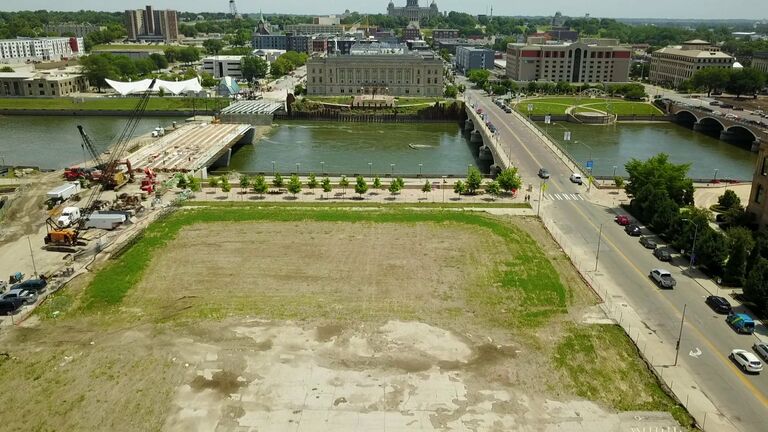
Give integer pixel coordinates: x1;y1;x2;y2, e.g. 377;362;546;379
615;215;630;226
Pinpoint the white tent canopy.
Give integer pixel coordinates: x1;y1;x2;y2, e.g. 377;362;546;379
105;78;203;96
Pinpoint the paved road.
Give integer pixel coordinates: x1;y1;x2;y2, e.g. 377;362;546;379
464;84;768;431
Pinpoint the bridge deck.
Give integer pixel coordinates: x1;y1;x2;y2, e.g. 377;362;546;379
127;123;252;172
466;106;510;170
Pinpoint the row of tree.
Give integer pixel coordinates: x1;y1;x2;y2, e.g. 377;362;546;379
625;154;768;314
688;67;767;98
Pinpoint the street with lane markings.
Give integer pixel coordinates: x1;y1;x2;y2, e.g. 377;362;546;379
461;80;768;432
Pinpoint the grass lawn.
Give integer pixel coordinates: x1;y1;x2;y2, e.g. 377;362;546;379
0;97;230;111
514;96;663;116
91;44;172;52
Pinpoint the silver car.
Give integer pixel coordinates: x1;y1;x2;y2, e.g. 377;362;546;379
1;289;37;305
730;349;763;374
754;343;768;361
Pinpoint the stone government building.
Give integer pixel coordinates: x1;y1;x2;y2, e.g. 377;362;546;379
387;0;440;20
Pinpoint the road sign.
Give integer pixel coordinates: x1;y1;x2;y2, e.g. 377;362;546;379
564;131;572;141
545;115;551;124
542;182;548;191
527;104;533;112
586;160;594;169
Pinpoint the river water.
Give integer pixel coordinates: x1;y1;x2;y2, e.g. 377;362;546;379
0;116;758;180
0;115;175;169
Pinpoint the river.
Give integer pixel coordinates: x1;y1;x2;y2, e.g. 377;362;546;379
0;115;175;169
0;116;758;180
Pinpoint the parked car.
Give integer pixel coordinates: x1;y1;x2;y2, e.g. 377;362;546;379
615;215;630;226
705;295;732;314
0;298;24;315
538;168;550;179
1;289;37;305
649;268;676;288
625;224;642;236
721;103;734;109
726;313;756;334
730;349;763;374
653;247;671;261
709;101;721;106
753;342;768;360
503;106;512;113
733;106;744;111
11;278;47;293
639;236;657;249
569;173;583;185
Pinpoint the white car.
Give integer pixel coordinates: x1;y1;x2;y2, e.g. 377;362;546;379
754;342;768;360
730;349;763;373
569;173;583;185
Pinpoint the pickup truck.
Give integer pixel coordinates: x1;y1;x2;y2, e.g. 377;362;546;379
649;268;676;288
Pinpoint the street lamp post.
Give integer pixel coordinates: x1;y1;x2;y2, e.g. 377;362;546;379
674;304;687;367
390;163;395;177
713;168;719;183
441;176;447;203
320;161;325;175
296;163;300;175
682;218;699;274
271;161;275;176
467;164;472;175
418;163;423;177
368;162;373;179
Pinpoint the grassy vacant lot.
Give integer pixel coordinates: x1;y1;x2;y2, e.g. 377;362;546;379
514;96;663;116
0;206;690;431
0;97;230;111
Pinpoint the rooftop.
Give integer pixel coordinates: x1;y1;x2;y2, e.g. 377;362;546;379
203;55;244;61
654;46;734;59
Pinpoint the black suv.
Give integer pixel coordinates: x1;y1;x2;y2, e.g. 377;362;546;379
653;248;672;261
0;298;23;315
625;224;642;236
705;295;732;314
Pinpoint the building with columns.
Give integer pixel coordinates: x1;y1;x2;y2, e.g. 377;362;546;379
306;47;443;97
387;0;439;20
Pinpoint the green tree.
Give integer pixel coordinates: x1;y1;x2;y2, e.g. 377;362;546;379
321;176;333;198
189;177;202;192
625;153;694;216
421;179;432;198
272;172;284;188
467;69;490;88
496;167;522;194
694;229;728;276
717;189;741;210
339;175;349;196
307;173;318;193
252;174;268;197
207;176;220;189
231;29;252;48
177;174;189;189
690;67;731;96
388;179;402;197
444;84;458;98
744;258;768;314
148;53;169;71
287;174;302;196
220;176;231;193
453;180;466;197
725;68;766;98
614;176;625;189
242;55;269;81
163;47;179;63
270;57;292;77
396;177;405;190
177;46;200;65
79;53;118;92
0;66;14;72
485;180;501;200
354;176;369;197
373;176;382;190
723;227;756;286
457;84;466;93
239;174;250;193
465;167;483;194
650;196;680;234
203;38;225;55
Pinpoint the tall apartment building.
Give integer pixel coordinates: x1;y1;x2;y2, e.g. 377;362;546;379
752;51;768;75
306;47;443;97
455;46;494;74
125;5;180;43
506;39;631;83
0;37;84;64
648;40;734;87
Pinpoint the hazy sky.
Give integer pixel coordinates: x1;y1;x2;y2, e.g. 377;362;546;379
3;0;767;20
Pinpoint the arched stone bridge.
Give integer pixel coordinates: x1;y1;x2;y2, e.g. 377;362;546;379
463;105;510;176
666;102;767;151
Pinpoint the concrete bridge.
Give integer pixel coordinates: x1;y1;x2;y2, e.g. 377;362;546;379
463;105;510;176
666;102;767;151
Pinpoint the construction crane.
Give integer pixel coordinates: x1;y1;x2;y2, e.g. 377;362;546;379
77;125;133;191
229;0;242;19
44;79;157;252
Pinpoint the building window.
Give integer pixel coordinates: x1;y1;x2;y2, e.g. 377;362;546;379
762;157;768;176
756;184;765;204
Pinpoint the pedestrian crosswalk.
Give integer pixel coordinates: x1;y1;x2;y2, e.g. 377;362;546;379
544;193;585;201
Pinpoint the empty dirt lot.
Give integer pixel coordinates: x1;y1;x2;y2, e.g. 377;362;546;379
0;208;688;431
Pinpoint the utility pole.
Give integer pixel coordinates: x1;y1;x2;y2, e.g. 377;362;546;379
594;224;603;272
674;304;687;367
27;235;38;277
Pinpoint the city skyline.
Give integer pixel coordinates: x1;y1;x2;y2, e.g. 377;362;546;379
3;0;767;20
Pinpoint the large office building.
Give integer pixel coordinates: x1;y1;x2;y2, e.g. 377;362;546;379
752;51;768;74
455;46;494;74
403;21;422;41
505;39;631;83
285;24;344;36
748;146;768;228
124;5;180;43
0;37;84;64
432;29;459;40
648;40;734;87
306;46;443;97
387;0;439;20
44;23;102;38
0;70;88;96
202;56;245;79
